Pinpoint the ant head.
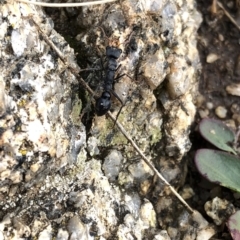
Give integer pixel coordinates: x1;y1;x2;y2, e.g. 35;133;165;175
95;91;111;116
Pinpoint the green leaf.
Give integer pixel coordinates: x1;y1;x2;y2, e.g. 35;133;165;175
195;149;240;192
199;118;236;154
227;211;240;240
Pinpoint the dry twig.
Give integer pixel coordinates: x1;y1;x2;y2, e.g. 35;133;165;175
15;0;117;7
216;0;240;31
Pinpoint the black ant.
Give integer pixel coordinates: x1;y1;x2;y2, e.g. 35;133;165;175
94;28;131;125
95;46;124;117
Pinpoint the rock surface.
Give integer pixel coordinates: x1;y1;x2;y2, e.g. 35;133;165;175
0;0;212;239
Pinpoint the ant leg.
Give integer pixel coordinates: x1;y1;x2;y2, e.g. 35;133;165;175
113;104;124;127
115;73;133;82
114;73;125;81
110;90;124;127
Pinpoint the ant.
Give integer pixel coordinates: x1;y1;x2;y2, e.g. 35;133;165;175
95;46;124;116
95;28;129;124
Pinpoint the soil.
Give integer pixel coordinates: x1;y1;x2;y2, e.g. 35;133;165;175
45;1;240;239
189;1;240;239
197;0;240;118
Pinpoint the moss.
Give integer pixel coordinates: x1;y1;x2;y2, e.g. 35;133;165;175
149;126;162;145
70;94;82;126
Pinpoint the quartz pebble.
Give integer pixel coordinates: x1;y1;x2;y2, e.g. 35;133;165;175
206;102;214;110
215;106;227;118
206;53;219;63
226;83;240;96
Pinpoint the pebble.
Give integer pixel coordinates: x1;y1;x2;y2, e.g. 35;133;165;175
87;136;100;156
9;171;22;184
153;231;171;240
56;228;69;240
198;109;209;118
102;150;122;181
215;106;227;118
30;163;40;173
224;119;236;130
11;29;27;57
205;197;235;225
231;103;240;114
180;185;195;200
195;94;205;108
142;49;166;90
218;34;224;41
38;225;52;240
167;56;190;99
67;216;91;240
206;53;219;63
128;161;153;180
140;200;157;228
206;102;214;110
226;83;240;96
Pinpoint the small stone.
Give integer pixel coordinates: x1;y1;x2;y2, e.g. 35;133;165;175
103;150;122;181
9;185;18;197
198;109;209;118
140;179;152;195
218;34;224;41
56;228;69;240
25;170;33;182
205;197;235;225
206;102;214;110
167;56;190;99
215;106;227;118
231;103;240;114
128;161;153;180
67;216;89;239
224;119;236;130
38;225;52;240
195;94;205;108
140;200;156;228
180;185;194;200
206;53;219;63
11;29;27;57
142;49;166;90
30;163;40;173
0;169;11;180
153;231;171;240
9;171;22;184
226;83;240;96
87;136;99;156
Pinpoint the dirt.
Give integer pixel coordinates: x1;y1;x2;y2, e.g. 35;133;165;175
188;1;240;239
197;0;240;118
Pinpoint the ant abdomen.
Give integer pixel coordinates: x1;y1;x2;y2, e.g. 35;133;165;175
96;91;111;116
